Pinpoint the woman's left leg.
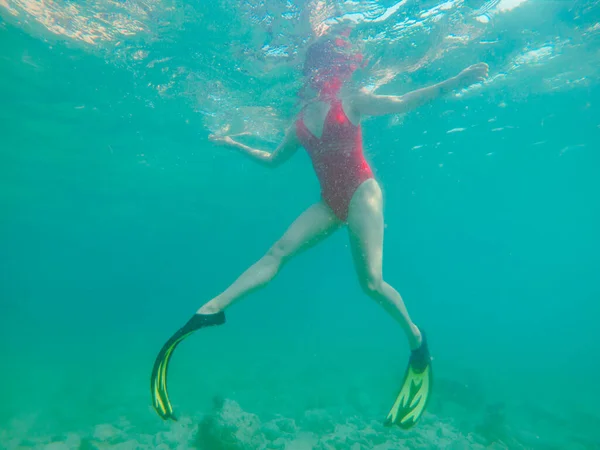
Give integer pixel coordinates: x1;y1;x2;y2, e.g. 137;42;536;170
346;179;422;350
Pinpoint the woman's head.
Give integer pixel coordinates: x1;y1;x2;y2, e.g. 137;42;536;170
301;28;364;100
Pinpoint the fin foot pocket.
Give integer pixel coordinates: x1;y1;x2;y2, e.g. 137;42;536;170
150;311;226;420
384;332;432;429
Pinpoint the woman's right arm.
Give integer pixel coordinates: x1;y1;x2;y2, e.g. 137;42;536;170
209;126;300;169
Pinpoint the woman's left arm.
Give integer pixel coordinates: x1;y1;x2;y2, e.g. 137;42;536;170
352;63;489;117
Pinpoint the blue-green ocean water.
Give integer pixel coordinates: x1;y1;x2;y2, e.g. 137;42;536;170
1;1;600;448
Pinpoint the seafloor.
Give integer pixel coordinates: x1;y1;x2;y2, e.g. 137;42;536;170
2;381;598;450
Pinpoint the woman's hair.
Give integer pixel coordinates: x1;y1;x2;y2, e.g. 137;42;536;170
299;29;364;101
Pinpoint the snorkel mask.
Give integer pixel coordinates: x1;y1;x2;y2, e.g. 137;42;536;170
302;28;365;100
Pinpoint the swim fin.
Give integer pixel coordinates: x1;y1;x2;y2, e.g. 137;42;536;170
150;311;225;420
384;332;432;429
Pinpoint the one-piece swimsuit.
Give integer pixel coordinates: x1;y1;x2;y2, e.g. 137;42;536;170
295;99;373;221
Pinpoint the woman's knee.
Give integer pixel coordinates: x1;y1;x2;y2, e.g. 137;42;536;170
266;238;293;266
359;273;384;297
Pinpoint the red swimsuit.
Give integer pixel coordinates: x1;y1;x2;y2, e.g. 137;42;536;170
296;99;373;221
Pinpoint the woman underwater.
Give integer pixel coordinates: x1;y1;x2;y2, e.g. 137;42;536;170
151;28;489;429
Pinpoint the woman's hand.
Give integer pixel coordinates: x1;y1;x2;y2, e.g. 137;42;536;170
208;134;235;146
455;63;489;88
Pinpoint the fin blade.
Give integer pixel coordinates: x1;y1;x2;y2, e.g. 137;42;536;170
385;355;433;429
150;333;191;420
150;312;226;420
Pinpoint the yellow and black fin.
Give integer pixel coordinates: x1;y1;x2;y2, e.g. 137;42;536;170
384;332;432;429
150;311;225;420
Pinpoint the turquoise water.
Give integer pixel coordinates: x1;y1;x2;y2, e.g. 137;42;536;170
1;1;599;449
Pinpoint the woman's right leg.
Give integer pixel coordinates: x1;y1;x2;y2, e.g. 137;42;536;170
198;201;341;314
151;205;339;421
